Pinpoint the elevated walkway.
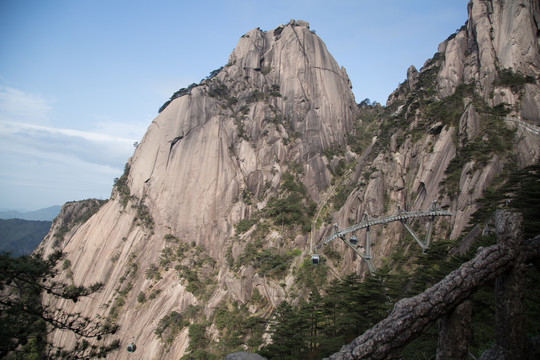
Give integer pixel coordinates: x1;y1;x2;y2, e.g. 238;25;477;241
315;201;452;274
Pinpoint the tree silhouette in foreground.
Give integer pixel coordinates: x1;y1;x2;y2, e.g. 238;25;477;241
0;251;119;359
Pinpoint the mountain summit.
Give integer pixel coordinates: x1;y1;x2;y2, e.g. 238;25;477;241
128;19;356;257
39;1;540;358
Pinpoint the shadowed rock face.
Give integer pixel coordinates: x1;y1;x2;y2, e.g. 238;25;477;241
38;1;540;358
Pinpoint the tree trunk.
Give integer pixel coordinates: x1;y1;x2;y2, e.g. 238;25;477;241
436;300;472;360
480;211;528;360
494;211;526;359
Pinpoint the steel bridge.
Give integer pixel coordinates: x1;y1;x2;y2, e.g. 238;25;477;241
314;201;452;274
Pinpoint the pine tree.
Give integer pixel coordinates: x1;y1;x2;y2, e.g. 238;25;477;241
0;251;119;359
258;301;308;359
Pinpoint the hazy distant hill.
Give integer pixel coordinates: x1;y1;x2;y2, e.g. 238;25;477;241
0;205;61;221
0;218;52;256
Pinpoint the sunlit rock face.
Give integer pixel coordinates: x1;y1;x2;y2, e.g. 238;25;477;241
39;1;540;358
436;0;540;123
127;20;357;259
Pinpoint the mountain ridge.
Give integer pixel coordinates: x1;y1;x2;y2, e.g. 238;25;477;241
37;2;540;358
0;205;61;221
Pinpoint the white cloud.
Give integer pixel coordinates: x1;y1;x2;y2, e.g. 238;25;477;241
0;85;53;125
92;117;148;142
0;120;132;143
0;85;149;210
0;121;135;209
0;120;139;168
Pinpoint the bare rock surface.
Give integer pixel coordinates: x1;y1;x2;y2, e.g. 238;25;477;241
437;0;540;108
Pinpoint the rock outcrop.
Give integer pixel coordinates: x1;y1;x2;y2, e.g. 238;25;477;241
129;19;355;258
37;198;106;255
436;0;540;120
39;1;540;358
380;0;540;251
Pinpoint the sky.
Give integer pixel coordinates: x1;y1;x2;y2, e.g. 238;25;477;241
0;0;469;211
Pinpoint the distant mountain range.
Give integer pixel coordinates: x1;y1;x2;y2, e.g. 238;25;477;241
0;206;59;256
0;218;52;256
0;205;61;221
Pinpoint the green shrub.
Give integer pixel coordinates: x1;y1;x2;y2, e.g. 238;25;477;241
145;264;161;281
186;323;210;351
263;169;314;232
294;256;329;290
208;83;229;98
211;300;265;354
494;67;535;93
137;291;146;303
148;289;161;300
176;265;203;296
134;202;154;230
235;243;258;269
159;83;199;113
254;249;291;278
113;164;131;208
108;295;126;322
246;90;265;103
266;193;306;226
205;67;223;81
62;259;71;270
273;26;284;38
164;234;179;243
155;311;186;343
236;218;258;234
226;246;234;268
160;247;174;268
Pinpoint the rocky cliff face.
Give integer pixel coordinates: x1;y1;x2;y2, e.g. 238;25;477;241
382;0;540;240
40;1;540;358
37;199;106;255
40;20;358;359
129;19;355;259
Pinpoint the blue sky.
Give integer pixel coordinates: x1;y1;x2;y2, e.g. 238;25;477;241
0;0;469;211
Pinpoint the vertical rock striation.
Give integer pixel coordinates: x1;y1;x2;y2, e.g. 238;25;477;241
127;20;356;258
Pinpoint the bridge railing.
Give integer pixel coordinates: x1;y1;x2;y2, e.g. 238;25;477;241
323;209;452;245
317;202;452;274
